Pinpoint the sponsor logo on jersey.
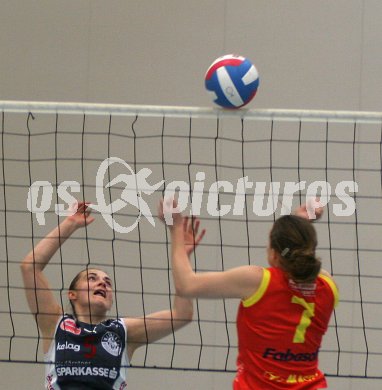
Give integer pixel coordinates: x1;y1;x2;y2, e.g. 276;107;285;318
288;279;317;297
60;318;81;335
264;371;319;384
57;341;80;352
56;366;118;379
101;331;122;357
263;348;318;362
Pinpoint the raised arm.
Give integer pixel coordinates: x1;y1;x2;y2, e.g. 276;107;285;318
293;199;324;221
293;201;337;282
20;202;94;340
125;213;205;360
158;198;263;302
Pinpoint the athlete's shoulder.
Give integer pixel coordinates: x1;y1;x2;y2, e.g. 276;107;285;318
241;267;272;307
101;318;127;339
54;313;74;329
317;270;339;307
102;317;125;327
56;315;83;336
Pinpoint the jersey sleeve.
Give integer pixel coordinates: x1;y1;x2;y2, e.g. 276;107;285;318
242;268;271;308
318;273;339;308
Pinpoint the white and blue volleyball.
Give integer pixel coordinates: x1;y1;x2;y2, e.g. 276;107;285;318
205;54;259;109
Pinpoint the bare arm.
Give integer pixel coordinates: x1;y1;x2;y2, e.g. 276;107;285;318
294;201;337;282
125;295;193;360
168;212;263;299
20;202;94;338
125;215;205;359
157;198;263;303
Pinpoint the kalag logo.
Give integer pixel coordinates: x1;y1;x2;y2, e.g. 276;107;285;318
57;341;80;353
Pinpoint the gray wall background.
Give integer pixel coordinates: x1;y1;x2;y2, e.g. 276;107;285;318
1;1;382;389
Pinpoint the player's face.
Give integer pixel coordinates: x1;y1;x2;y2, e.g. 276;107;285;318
73;269;114;312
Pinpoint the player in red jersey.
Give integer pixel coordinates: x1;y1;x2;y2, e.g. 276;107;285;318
160;199;338;390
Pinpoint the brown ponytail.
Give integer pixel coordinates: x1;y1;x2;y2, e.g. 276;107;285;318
270;215;321;283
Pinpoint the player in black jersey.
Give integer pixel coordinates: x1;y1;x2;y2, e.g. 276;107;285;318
21;201;205;389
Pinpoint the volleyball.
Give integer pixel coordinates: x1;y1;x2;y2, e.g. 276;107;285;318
205;54;259;109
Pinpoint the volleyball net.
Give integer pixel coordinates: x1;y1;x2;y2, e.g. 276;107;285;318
1;100;382;379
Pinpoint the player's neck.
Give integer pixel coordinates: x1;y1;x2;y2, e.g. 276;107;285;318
74;310;107;325
76;314;107;325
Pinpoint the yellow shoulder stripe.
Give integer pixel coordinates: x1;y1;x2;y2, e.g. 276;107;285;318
319;274;339;308
242;268;271;307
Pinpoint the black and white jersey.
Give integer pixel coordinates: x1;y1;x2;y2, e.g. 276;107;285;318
45;314;128;390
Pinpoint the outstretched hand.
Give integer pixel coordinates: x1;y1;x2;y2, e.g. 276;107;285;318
183;216;206;256
294;199;324;221
158;197;183;226
67;201;95;228
158;198;206;255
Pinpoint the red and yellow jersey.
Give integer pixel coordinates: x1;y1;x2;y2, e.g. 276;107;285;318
234;266;339;390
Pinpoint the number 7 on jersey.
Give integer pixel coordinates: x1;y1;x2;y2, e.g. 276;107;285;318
291;296;315;343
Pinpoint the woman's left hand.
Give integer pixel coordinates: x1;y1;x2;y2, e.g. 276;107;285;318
183;216;206;256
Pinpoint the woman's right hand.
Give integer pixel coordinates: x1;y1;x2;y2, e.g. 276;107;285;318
158;197;183;227
294;199;324;221
66;201;95;228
